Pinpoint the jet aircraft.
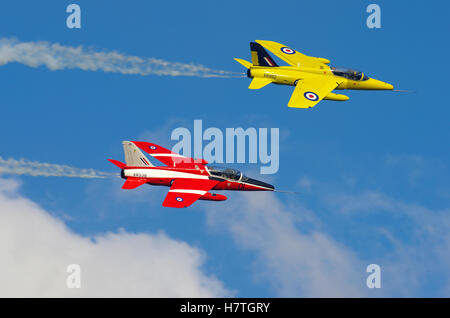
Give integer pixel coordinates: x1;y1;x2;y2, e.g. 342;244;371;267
235;40;394;108
108;141;274;208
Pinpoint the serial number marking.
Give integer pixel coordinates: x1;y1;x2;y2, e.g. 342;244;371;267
264;73;277;79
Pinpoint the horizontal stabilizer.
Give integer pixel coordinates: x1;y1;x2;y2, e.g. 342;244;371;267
248;78;272;90
234;58;252;69
108;159;126;169
122;178;147;190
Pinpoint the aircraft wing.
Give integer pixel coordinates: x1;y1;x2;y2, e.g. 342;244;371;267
255;40;331;69
132;141;207;167
288;77;343;108
162;179;220;208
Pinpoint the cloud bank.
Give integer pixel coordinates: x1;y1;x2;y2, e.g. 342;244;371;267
206;193;369;297
0;178;229;297
0;38;238;78
205;184;450;296
328;190;450;296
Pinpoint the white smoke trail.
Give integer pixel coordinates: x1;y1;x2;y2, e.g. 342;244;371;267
0;157;116;179
0;38;238;78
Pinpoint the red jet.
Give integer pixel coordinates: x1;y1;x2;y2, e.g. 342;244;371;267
108;141;275;208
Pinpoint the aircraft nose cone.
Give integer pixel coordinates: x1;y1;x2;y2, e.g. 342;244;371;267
372;79;394;90
384;82;394;90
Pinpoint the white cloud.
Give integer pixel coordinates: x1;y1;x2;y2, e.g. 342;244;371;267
384;154;447;185
206;192;368;297
0;38;238;78
0;178;229;297
327;190;450;296
296;176;313;192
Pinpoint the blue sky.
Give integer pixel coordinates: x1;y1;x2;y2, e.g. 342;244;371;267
0;0;449;297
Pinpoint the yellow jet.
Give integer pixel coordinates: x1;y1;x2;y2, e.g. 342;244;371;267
235;40;394;108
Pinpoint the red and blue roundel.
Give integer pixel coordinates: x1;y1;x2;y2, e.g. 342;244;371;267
304;91;319;101
149;145;157;150
280;47;295;54
176;197;184;202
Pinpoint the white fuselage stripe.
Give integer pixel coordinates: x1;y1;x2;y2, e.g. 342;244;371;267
168;189;207;195
151;153;186;158
123;169;208;180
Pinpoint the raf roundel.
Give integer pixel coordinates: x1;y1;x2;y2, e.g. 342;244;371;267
149;145;157;150
304;91;319;101
176;197;184;202
280;47;295;55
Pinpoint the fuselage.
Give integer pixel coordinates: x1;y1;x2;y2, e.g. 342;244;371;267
248;65;393;91
122;165;274;191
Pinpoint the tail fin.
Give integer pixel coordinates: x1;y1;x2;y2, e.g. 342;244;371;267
122;141;154;167
250;42;278;67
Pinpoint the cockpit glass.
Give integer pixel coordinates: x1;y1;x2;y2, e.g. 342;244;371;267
207;166;242;181
331;67;369;81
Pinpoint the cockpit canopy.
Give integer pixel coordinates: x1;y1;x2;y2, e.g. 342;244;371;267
207;166;245;181
331;67;369;81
